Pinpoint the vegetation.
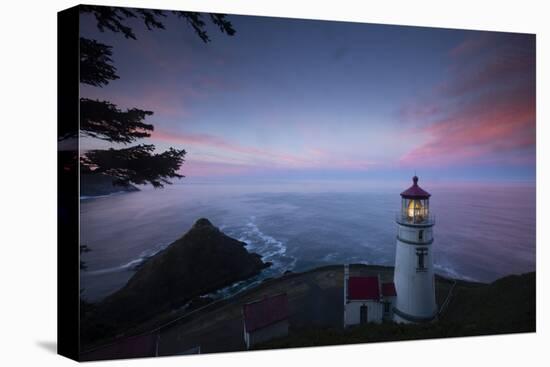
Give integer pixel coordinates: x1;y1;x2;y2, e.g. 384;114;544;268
73;4;236;291
60;5;236;188
256;272;535;350
79;254;534;355
81;218;269;344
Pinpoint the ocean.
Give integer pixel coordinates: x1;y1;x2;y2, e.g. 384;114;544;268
80;180;536;302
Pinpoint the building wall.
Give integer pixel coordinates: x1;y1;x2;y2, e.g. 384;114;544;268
243;322;250;349
344;300;383;326
393;227;437;322
245;320;289;349
383;296;396;321
398;225;433;243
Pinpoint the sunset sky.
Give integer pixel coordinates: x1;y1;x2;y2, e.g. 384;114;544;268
80;12;536;183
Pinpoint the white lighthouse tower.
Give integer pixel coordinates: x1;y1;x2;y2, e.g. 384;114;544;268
393;176;437;323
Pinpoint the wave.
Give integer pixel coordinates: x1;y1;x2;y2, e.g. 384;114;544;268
434;263;478;282
205;275;265;300
322;252;339;263
232;217;297;273
88;243;169;275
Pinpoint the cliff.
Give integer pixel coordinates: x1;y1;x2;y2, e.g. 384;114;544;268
80;173;139;197
80;265;535;359
82;218;270;342
256;271;535;349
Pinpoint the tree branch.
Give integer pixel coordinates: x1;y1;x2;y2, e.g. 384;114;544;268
80;5;236;43
79;98;154;144
80;38;119;87
81;145;186;188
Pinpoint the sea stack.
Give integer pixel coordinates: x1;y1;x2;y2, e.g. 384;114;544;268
393;176;437;323
85;218;270;338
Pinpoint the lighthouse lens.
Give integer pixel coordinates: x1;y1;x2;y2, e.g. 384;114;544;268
407;199;426;222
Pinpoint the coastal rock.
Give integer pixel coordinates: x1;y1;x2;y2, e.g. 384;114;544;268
88;218;270;334
80;173;139;197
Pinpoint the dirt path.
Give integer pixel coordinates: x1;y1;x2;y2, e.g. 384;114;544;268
156;264;400;355
81;264;415;359
157;266;347;355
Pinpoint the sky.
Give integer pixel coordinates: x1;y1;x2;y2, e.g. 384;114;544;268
80;10;536;184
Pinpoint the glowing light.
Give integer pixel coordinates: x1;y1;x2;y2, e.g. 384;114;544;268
407;199;427;221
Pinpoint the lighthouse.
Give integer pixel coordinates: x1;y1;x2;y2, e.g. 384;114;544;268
393;176;437;323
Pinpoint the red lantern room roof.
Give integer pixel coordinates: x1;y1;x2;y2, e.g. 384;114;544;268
400;176;431;199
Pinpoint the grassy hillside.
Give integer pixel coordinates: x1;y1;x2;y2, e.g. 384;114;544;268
257;272;535;349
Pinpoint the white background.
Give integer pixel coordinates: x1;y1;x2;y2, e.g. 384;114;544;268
0;0;548;366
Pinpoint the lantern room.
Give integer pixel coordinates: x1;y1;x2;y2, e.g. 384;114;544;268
399;176;432;224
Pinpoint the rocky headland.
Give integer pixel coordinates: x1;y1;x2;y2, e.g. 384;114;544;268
81;218;270;342
80;173;140;197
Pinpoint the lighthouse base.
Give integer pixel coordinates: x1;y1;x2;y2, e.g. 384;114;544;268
393;307;438;324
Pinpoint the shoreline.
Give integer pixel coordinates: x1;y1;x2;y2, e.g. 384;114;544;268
81;263;497;357
80;186;535;301
82;264;535;360
81;262;535;361
83;260;488;303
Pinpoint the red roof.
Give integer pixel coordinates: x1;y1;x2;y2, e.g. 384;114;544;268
348;276;380;301
400;176;431;199
243;293;289;333
382;282;397;297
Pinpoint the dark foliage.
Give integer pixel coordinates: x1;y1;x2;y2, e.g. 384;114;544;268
256;272;535;350
72;6;236;189
80;5;235;42
79;98;153;143
81;145;186;188
173;12;236;42
441;272;536;334
80;38;119;87
72;5;237;188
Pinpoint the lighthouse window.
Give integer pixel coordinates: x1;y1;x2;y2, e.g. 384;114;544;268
416;248;428;272
407;199;427;223
419;230;424;241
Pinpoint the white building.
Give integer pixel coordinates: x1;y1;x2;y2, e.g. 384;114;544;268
242;293;289;349
393;175;438;323
343;265;397;327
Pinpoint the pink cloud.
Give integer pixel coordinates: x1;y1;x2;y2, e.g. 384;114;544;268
81;73;235;121
80;81;197;119
399;103;442;122
151;129;378;176
442;33;535;96
151;130;298;162
448;33;492;58
183;160;254;177
151;129;320;171
400;87;535;166
441;53;535;97
399;34;535;167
